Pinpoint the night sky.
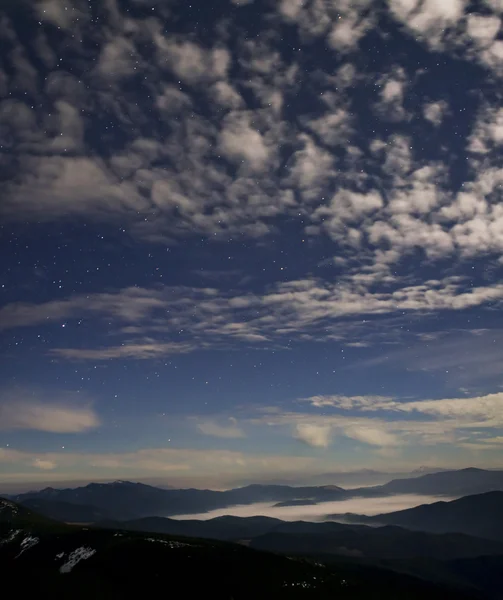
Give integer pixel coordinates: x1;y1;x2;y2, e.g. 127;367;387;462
1;0;503;490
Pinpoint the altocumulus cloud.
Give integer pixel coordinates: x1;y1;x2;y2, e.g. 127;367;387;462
0;0;503;366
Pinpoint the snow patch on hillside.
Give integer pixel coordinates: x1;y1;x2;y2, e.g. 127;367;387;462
0;529;20;545
16;536;39;558
60;547;96;573
0;499;18;514
146;537;193;548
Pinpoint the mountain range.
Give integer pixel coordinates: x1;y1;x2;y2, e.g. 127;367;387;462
97;513;503;561
368;468;503;497
329;491;503;542
0;497;493;599
9;481;347;520
8;468;503;522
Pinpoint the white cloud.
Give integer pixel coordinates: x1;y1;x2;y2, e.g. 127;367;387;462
295;423;331;448
305;395;393;409
466;14;501;48
95;36;139;78
197;417;246;439
278;0;306;21
0;446;315;486
304;109;352;147
219;111;270;171
0;394;100;433
344;425;401;447
302;392;503;428
155;84;192;114
424;100;448;126
468;106;503;154
2;278;503;361
172;494;457;521
155;37;230;84
35;0;89;29
210;81;243;109
286;133;334;200
51;341;196;360
389;0;466;48
328;14;369;52
32;458;57;470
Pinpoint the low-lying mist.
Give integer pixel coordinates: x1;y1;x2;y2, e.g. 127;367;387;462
171;494;455;522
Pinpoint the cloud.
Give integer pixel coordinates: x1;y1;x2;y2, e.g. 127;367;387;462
171;494;457;521
302;392;503;427
0;446;315;486
219;111;270;171
0;392;100;433
304;395;394;409
389;0;466;48
343;425;401;447
95;36;139;79
197;417;246;439
424;100;448;126
1;0;502;271
374;67;409;122
2;277;503;362
354;328;503;385
468;105;503;154
35;0;89;30
295;424;331;448
52;341;196;360
155;37;230;84
32;458;57;470
249;387;503;453
466;14;501;48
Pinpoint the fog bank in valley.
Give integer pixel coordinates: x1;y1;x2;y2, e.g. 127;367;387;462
171;494;455;522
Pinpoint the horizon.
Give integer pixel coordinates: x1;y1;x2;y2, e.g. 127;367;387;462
2;0;503;488
2;464;502;495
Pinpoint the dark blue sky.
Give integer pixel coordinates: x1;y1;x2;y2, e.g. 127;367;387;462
1;0;503;489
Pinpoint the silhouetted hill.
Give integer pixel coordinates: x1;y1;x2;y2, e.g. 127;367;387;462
249;526;503;560
283;467;448;487
0;499;485;599
97;513;503;560
12;480;347;520
373;468;503;497
274;499;318;507
20;498;112;523
331;491;503;542
10;470;503;524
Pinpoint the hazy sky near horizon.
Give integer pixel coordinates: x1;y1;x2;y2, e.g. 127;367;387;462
1;0;503;486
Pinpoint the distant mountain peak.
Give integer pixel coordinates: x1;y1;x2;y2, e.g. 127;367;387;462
411;466;446;475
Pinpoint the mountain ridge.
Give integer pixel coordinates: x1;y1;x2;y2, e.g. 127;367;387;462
328;491;503;542
0;497;484;599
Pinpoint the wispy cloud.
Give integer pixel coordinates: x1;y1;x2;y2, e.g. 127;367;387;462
52;341;196;360
32;458;57;470
249;389;503;452
295;424;332;448
301;391;503;426
0;390;100;433
2;278;503;362
197;417;246;439
0;446;315;486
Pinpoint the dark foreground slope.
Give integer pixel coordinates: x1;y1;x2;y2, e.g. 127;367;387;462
0;498;483;600
99;514;503;560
